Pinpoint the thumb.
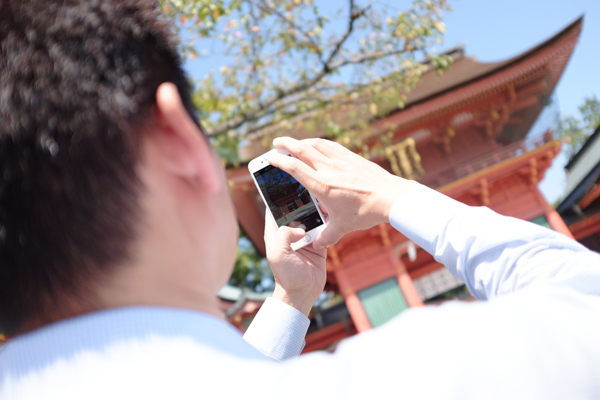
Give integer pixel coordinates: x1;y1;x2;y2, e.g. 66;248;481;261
277;226;306;247
313;223;343;250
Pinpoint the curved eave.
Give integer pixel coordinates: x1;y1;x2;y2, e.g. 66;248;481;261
395;17;583;112
371;17;583;136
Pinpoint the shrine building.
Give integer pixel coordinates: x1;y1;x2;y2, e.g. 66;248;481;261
267;181;310;218
558;124;600;253
225;18;583;351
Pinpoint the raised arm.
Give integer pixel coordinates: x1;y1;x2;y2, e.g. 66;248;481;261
389;184;600;300
269;137;600;300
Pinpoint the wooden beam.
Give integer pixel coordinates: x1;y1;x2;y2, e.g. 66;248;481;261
514;95;539;111
302;321;357;353
515;79;547;98
546;207;576;239
580;184;600;210
508;83;517;101
568;212;600;241
485;120;494;137
480;178;490;206
378;223;391;246
529;158;538;185
407;261;445;280
438;140;561;197
508;117;523;125
328;245;341;268
443;136;452;153
532;190;575;239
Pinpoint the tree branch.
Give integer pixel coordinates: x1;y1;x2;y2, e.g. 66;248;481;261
240;96;373;141
334;47;411;69
322;0;364;68
251;0;324;60
205;0;373;137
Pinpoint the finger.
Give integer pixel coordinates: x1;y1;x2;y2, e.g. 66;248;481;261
268;153;321;195
263;213;278;245
272;137;330;169
313;223;344;250
302;137;355;161
304;138;342;159
318;203;331;224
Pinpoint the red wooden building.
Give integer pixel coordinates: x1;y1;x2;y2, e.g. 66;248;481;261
226;18;582;351
267;182;311;218
558;124;600;252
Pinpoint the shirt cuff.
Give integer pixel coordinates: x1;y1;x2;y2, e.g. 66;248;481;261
242;297;310;362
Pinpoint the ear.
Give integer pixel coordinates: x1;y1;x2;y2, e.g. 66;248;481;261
154;82;221;194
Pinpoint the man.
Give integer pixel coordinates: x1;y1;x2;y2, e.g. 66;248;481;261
1;1;599;399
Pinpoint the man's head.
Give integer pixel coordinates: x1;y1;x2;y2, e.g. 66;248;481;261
0;0;237;336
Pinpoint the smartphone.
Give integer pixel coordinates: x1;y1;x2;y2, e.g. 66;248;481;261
248;149;326;250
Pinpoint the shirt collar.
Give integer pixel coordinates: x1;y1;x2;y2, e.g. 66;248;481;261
0;306;269;380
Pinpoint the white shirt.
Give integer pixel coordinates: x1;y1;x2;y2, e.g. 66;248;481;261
2;185;600;399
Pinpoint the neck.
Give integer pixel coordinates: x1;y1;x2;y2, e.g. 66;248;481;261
96;271;224;318
94;232;226;320
90;159;230;320
21;256;225;336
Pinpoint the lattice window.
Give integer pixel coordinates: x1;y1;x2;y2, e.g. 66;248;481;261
529;215;552;230
357;279;409;328
413;268;464;301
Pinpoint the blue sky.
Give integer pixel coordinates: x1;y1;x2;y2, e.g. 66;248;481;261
185;0;600;204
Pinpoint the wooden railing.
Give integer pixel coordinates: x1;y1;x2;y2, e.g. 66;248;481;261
453;130;554;180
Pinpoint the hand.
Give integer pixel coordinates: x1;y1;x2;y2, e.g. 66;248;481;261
268;137;420;249
264;215;327;317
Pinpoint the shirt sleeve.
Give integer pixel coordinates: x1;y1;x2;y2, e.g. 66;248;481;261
389;184;600;300
242;297;310;362
265;185;600;399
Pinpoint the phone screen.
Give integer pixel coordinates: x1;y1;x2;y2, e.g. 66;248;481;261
253;164;323;231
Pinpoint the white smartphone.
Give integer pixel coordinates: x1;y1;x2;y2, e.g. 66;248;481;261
248;149;326;251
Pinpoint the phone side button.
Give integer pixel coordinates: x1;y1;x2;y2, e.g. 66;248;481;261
303;234;311;242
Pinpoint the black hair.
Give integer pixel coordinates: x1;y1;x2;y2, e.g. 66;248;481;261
0;0;198;335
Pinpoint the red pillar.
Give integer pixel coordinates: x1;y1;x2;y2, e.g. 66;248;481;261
545;207;575;239
534;189;575;239
344;292;372;332
388;250;423;307
334;269;372;332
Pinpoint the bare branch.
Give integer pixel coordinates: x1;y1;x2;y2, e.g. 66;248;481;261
240;97;373;140
322;0;367;69
205;0;374;137
334;47;412;69
251;0;324;60
205;50;410;137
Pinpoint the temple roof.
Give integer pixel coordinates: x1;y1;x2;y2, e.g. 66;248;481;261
397;17;583;111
